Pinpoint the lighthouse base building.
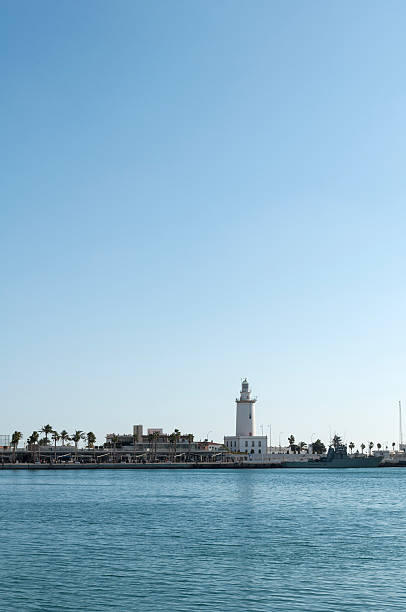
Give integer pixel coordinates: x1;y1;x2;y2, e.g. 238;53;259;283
224;379;267;457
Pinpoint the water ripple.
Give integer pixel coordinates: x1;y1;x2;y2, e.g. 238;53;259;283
1;468;406;610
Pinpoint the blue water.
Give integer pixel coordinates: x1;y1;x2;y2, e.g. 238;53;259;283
1;468;406;611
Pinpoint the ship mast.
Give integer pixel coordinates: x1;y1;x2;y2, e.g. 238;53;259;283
399;400;403;451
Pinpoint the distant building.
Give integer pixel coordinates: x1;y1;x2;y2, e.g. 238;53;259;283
106;429;185;447
133;425;143;443
104;428;222;460
224;379;267;455
0;435;10;449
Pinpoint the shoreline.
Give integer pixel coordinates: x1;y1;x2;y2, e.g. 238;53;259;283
0;462;281;470
0;462;403;470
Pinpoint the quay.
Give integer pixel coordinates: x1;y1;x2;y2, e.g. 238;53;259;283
0;460;406;472
0;461;282;470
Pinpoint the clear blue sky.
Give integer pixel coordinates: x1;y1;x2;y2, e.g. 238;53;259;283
1;0;406;449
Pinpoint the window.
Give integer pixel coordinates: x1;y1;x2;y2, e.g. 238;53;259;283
258;441;261;447
252;441;255;447
245;441;248;447
258;449;262;454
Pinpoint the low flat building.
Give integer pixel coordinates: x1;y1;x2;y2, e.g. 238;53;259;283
104;427;224;461
224;435;266;454
105;428;196;448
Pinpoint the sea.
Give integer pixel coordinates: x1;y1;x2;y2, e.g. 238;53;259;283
1;468;405;611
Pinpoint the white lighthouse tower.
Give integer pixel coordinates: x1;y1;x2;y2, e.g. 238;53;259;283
236;378;256;436
224;379;267;459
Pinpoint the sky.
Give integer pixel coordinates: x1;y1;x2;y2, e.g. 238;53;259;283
1;0;406;450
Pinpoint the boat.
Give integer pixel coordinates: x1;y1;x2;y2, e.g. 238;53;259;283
282;439;384;468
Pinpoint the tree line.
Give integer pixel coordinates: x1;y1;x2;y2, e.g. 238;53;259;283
9;428;397;462
287;434;396;455
9;426;96;461
9;427;195;463
108;429;195;461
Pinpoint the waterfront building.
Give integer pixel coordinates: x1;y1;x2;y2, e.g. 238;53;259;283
224;379;267;455
3;428;225;464
104;428;224;461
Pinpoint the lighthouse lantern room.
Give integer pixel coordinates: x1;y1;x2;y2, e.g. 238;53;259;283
236;378;256;436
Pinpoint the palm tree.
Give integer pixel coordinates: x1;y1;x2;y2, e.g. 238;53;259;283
51;431;60;461
31;430;40;462
60;430;69;447
86;432;96;462
368;441;374;456
298;441;307;454
27;431;39;462
312;439;326;455
377;443;382;454
41;424;53;445
86;432;96;448
349;442;355;454
148;433;154;461
133;431;138;462
111;434;119;462
169;432;176;461
168;429;181;462
288;435;295;453
392;442;396;452
361;443;366;454
187;433;194;461
11;431;22;463
331;435;342;450
71;430;84;461
153;431;160;461
173;429;181;462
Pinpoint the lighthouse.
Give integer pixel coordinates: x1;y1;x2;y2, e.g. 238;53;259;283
224;379;267;459
236;378;256;436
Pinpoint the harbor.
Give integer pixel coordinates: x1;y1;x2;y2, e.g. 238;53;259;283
2;380;406;470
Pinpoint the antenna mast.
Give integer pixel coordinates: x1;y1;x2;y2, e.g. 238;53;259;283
399;401;403;450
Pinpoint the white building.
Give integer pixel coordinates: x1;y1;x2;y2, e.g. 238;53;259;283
224;379;267;455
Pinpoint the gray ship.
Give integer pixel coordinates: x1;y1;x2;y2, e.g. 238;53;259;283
283;439;383;468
